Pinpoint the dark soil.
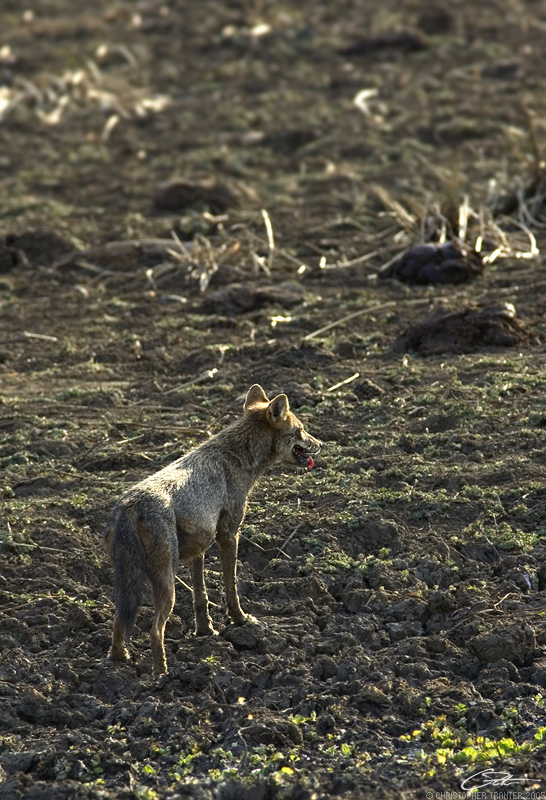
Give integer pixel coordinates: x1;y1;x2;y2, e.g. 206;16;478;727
392;303;537;356
2;1;546;799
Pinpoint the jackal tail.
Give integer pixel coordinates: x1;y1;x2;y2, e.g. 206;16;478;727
110;514;148;639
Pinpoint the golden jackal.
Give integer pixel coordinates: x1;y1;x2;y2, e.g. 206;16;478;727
104;384;321;674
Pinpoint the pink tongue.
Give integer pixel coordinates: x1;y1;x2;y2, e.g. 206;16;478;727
308;456;314;469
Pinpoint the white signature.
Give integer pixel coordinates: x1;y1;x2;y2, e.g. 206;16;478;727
461;769;530;791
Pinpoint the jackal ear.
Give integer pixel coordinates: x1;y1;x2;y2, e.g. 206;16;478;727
267;393;289;425
244;384;269;410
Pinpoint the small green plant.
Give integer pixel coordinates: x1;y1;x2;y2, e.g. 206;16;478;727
454;704;468;728
0;524;32;556
290;711;317;725
418;697;432;715
168;746;201;780
463;520;538;552
401;715;544;767
534;726;546;744
200;654;219;664
134;786;159;800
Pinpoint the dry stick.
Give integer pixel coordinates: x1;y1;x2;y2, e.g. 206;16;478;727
261;208;275;273
168;227;190;258
303;294;459;342
53;238;189;270
458;193;470;241
507;215;540;255
0;330;59;345
493;592;516;610
23;331;59;342
372;184;416;231
375;250;406;275
303;301;402;341
162;368;219;396
54;469;126;484
248;231;311;274
275;524;303;559
174;575;193;594
327;250;379;269
248;211;275;276
75;437;109;465
175;575;218;607
239;533;267;552
327;373;360;392
112;421;207;435
3;540;72;555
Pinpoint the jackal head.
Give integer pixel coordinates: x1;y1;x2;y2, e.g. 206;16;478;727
244;384;321;469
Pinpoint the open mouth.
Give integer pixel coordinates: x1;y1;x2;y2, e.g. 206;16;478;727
293;444;314;469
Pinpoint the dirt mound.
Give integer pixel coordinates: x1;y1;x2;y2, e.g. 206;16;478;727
203;283;305;315
393;303;536;355
153;179;239;214
0;230;72;271
468;622;536;667
379;242;483;285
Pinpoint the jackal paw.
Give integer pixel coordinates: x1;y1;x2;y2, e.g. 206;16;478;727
153;667;169;678
234;613;260;626
109;644;130;662
194;624;218;637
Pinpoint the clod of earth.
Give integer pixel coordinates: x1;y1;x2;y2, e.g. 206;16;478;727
153;178;239;213
379;242;483;285
467;622;537;666
351;378;384;400
339;28;429;56
281;381;322;408
0;230;72;272
202;282;305;314
417;7;454;34
262;127;318;154
393;303;536;355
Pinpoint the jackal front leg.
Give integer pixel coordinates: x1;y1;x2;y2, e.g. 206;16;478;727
217;529;258;626
189;553;217;636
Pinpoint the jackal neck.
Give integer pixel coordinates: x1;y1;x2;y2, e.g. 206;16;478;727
209;412;276;480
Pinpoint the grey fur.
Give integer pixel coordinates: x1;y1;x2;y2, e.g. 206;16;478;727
104;384;321;674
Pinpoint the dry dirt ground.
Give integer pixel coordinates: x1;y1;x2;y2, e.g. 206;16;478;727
2;1;546;798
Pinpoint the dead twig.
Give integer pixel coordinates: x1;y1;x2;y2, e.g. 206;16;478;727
275;524;303;559
303;295;445;341
327;373;360;392
303;302;400;341
239;533;267;552
261;208;275;273
162;368;218;395
329;250;379;269
175;575;218;607
0;330;59;345
53;238;190;270
372;184;417;233
0;540;73;555
249;209;275;276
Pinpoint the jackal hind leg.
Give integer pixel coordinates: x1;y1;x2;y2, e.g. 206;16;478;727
190;553;217;636
217;531;257;626
110;615;130;662
149;568;175;675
